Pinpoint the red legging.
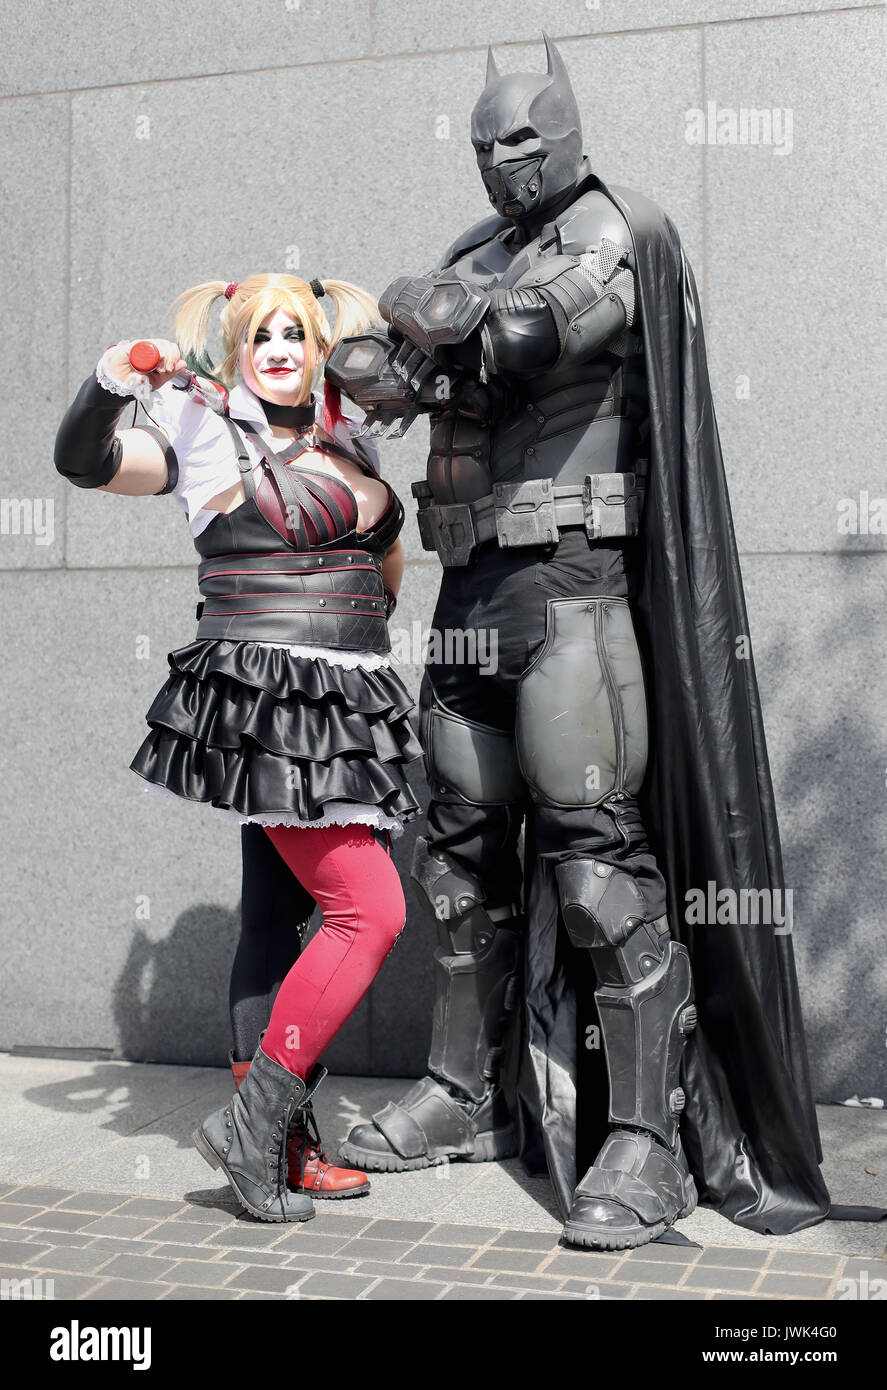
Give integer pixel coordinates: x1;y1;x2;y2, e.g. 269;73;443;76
259;822;406;1079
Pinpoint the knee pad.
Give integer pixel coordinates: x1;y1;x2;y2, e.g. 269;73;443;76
410;834;486;930
419;676;523;807
556;857;649;950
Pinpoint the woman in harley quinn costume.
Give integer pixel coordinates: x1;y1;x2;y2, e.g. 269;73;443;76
54;274;422;1222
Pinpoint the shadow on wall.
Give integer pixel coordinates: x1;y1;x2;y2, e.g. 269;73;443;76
112;901;239;1069
752;542;887;1102
102;760;436;1075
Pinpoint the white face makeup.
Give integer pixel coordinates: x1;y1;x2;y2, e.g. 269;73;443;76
238;307;307;404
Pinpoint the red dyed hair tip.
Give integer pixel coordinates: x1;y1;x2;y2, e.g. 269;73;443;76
129;340;161;373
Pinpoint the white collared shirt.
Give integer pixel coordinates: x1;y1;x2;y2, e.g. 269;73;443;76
141;379;378;538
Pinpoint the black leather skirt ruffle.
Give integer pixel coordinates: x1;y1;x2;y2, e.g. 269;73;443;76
129;639;423;824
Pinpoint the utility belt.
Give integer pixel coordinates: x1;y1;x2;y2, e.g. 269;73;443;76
194;548;390;652
411;471;645;568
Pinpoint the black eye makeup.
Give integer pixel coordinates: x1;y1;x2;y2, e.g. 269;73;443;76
253;325;305;343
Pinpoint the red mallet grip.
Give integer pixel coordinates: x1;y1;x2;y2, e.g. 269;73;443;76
129;340;161;373
124;341;227;416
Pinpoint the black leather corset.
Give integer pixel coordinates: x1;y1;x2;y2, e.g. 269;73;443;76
194;523;389;651
191;414;395;651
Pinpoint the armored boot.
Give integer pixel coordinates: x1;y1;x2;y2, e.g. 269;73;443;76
556;858;698;1250
339;838;521;1171
229;1053;369;1198
193;1044;315;1223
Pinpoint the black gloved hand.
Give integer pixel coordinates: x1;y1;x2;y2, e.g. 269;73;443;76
449;375;513;428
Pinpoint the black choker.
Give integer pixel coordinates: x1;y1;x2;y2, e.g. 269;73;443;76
259;398;317;428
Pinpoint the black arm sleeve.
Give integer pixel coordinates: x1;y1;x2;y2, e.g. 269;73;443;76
54;372;134;489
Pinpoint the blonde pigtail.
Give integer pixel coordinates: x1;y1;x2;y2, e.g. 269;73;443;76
170;281;230;384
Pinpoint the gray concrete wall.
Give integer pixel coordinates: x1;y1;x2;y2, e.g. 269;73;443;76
1;2;884;1098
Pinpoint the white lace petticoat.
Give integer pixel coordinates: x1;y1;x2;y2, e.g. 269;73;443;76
140;782;406;836
256;642;391;671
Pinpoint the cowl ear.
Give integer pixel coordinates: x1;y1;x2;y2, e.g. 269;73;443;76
485;45;499;85
542;30;569;84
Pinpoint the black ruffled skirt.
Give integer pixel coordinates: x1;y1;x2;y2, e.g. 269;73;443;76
129;639;423;829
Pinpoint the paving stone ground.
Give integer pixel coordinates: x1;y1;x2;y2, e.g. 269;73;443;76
0;1056;883;1302
0;1187;881;1302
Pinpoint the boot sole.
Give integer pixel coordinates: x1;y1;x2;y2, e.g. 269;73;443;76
291;1184;371;1199
338;1126;518;1173
192;1126;314;1224
561;1180;698;1252
561;1217;669;1251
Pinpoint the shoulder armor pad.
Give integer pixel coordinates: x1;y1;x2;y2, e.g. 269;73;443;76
554;190;632;257
436;212;511;271
511;254;581;291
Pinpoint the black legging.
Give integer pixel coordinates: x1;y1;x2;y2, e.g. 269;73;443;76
229;824;315;1063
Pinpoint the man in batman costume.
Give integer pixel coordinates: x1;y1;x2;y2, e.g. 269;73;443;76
332;33;838;1249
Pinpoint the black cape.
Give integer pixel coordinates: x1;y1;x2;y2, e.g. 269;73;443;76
517;176;833;1236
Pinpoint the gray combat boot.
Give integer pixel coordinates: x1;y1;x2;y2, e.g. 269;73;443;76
192;1044;314;1223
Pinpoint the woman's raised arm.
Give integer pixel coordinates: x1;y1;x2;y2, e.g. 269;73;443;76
55;339;187;498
